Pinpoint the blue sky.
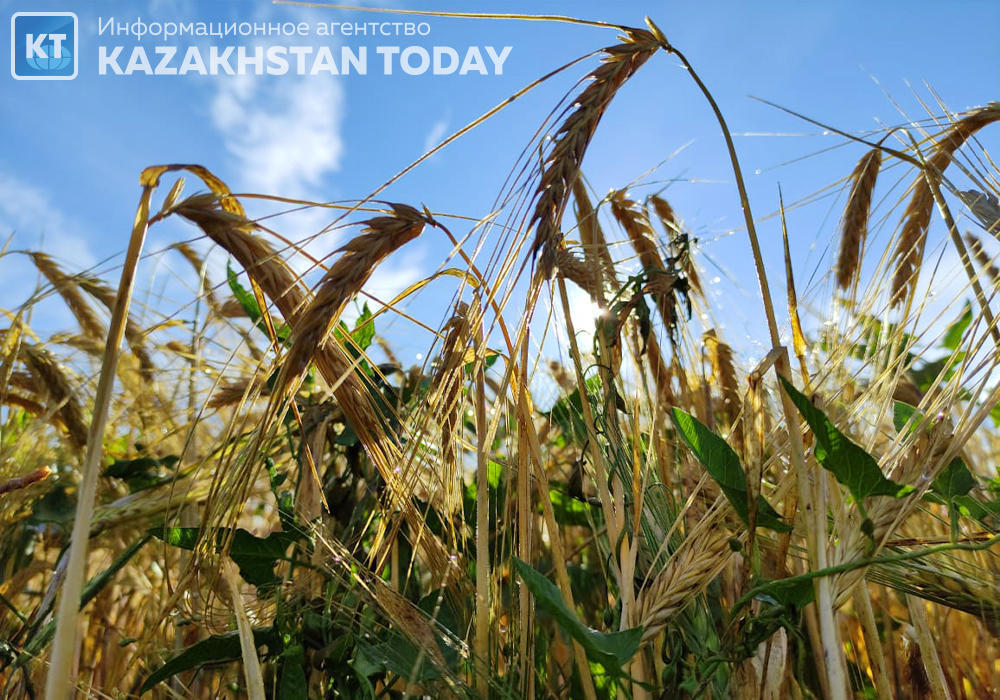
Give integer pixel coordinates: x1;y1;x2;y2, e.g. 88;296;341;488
3;0;999;366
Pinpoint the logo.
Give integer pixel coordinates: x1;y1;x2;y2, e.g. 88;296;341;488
11;12;77;80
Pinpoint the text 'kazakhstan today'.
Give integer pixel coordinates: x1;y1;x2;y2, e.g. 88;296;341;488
98;45;513;76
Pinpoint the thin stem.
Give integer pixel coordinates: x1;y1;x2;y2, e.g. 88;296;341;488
45;184;154;700
474;303;491;695
273;2;628;30
853;587;894;700
663;37;849;700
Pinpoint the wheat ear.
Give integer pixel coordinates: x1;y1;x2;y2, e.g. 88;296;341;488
836;148;881;292
530;29;660;277
29;253;106;340
276;202;429;390
21;343;88;451
890;103;1000;305
649;194;702;297
633;528;732;642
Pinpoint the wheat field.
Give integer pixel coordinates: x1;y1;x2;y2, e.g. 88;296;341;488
1;9;999;700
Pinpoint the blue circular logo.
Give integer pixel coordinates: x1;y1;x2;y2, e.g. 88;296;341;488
25;43;73;71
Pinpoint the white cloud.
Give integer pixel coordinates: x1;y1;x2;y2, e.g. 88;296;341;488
0;169;95;268
210;74;345;198
422;117;449;156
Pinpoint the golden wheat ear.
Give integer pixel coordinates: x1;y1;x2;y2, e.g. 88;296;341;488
274;202;430;396
836;148;881;292
890;104;1000;306
528;29;660;278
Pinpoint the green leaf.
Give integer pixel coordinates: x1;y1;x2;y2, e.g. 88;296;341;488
779;377;910;501
549;487;603;527
351;647;380;699
893;401;923;436
335;303;376;353
151;527;298;589
464;349;501;375
227;261;262;321
139;627;279;694
227;261;291;346
278;644;308;700
671;409;791;532
351;303;376;351
931;458;976;501
513;557;641;674
942;301;972;351
748;576;815;610
952;495;1000;523
103;455;180;493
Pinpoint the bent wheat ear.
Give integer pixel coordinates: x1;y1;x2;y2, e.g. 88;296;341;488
76;274;156;382
890;103;1000;305
174;193;308;321
173;194;448;571
21;343;88;451
277;203;429;390
530;28;660;277
29;253;106;340
555;247;599;299
836;148;881;291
